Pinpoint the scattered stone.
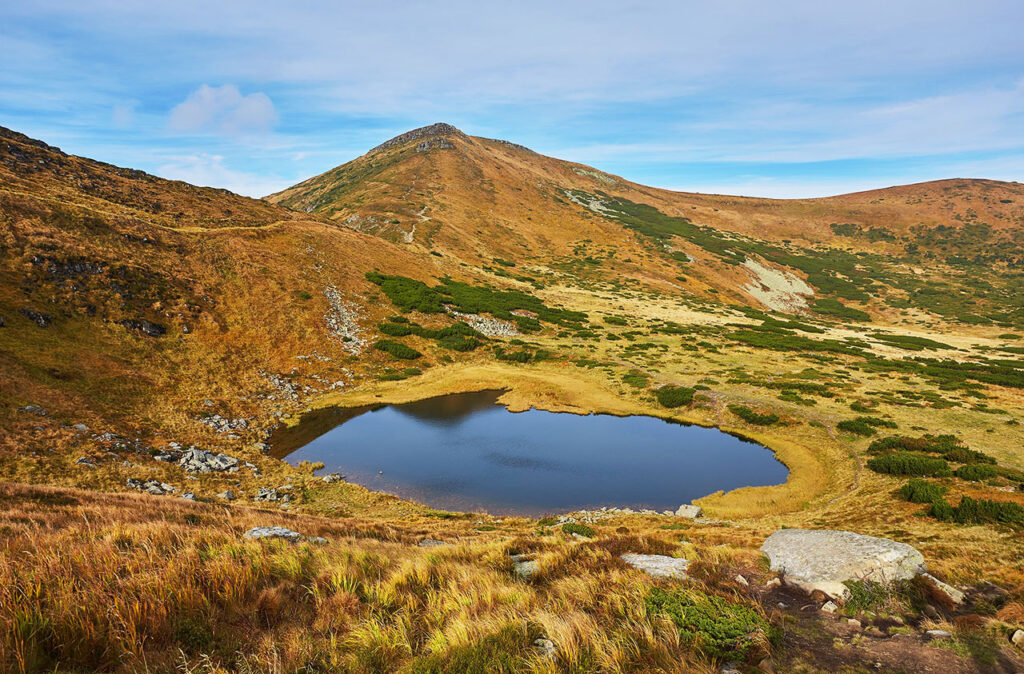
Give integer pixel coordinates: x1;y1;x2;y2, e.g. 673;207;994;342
73;423;89;432
217;490;235;501
1011;629;1024;648
181;492;196;501
418;538;446;547
719;664;742;674
766;577;782;589
323;285;366;352
924;630;953;641
127;479;177;496
620;553;690;580
322;473;344;483
178;448;239;473
821;601;838;614
254;487;279;502
120;318;166;337
674;504;703;518
533;638;556;658
760;529;926;599
847;618;862;628
735;574;749;587
244;526;302;542
19;308;52;328
76;457;95;466
19;405;46;416
920;572;965;605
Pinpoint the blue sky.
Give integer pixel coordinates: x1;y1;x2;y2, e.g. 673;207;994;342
3;1;1023;198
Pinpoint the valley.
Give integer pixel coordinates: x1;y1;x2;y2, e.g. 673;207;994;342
2;122;1024;672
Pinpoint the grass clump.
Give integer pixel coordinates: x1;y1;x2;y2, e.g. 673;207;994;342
374;339;422;360
866;452;952;477
655;385;695;408
622;371;649;388
645;588;774;660
561;522;595;538
728;405;779;426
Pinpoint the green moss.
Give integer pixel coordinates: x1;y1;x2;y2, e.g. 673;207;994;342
561;522;595;538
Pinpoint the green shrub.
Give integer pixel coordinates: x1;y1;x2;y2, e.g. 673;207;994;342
866;452;952;477
374;339;422;360
604;315;629;326
930;495;1024;527
645;588;774;660
728;405;779;426
868;435;995;464
954;464;998;482
622;371;649;388
836;419;877;436
656;385;695;408
561;522;595;538
899;479;947;503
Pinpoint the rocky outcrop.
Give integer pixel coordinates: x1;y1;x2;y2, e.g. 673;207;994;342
370;123;460;153
620;553;690;579
761;529;926;599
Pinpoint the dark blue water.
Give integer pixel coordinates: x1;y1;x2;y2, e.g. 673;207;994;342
273;390;787;516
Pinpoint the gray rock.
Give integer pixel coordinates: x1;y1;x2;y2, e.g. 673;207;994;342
418;538;446;547
924;629;953;641
1011;629;1024;648
181;492;196;501
533;638;556;657
76;457;95;466
919;572;965;604
216;490;235;501
510;554;539;579
73;423;90;432
244;526;302;542
760;529;926;599
322;473;344;483
675;504;703;518
19;405;46;416
620;553;690;579
821;601;838;613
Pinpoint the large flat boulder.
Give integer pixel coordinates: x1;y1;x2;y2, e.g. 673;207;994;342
760;529;925;599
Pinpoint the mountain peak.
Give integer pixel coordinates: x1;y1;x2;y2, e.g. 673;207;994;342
370;122;462;153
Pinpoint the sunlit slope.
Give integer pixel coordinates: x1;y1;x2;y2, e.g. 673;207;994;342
269;123;1024;326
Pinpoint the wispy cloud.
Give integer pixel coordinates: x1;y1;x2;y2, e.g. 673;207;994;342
1;0;1022;197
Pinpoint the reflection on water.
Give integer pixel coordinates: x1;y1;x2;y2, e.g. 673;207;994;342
272;389;788;516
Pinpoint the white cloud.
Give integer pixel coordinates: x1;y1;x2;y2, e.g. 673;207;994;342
168;84;277;135
156;153;290;197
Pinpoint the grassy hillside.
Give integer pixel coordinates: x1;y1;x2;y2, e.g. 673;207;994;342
2;124;1024;671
